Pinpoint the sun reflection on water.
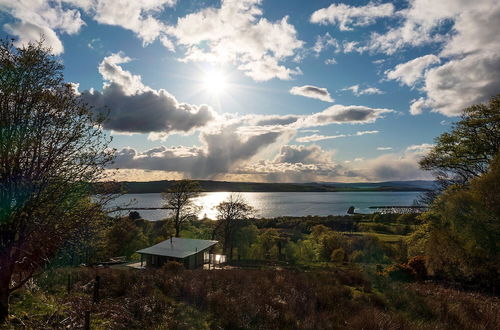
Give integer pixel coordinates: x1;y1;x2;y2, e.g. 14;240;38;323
193;192;232;219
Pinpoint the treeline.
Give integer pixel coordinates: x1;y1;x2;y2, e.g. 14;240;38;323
55;211;415;270
93;179;431;194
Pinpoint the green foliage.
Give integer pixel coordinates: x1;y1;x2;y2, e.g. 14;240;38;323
330;248;345;263
234;224;259;259
104;218;149;258
420;94;500;186
415;153;500;287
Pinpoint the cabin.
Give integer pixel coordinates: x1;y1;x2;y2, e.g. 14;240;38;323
136;237;218;269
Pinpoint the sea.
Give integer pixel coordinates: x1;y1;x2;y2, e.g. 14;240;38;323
107;191;422;221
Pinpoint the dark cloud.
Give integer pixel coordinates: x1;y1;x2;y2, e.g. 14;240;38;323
82;83;215;134
253;115;301;126
304;105;394;125
290;85;334;102
81;52;216;135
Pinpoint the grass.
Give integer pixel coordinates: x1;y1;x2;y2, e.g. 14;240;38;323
341;231;407;243
6;265;499;329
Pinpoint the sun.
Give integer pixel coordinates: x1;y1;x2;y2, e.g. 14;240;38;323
203;69;228;94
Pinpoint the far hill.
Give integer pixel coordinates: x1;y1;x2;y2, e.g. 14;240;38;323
95;180;433;194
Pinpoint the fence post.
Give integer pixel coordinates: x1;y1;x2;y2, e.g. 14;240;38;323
93;275;101;303
84;311;90;330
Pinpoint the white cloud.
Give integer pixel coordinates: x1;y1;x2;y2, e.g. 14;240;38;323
386;54;440;86
1;0;85;54
296;134;347;143
405;143;434;153
423;52;500;116
367;0;500;116
296;130;378;143
377;147;392;151
409;97;429;115
311;2;395;30
87;0;175;46
0;0;178;53
290;85;334;102
4;22;64;54
356;130;379;136
170;0;304;81
347;144;434;181
325;58;337;65
343;85;384;96
313;32;338;54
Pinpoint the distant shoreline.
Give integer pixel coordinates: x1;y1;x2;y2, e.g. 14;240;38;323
95;180;433;194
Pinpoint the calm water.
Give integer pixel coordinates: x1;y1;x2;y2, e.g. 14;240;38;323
108;191;421;221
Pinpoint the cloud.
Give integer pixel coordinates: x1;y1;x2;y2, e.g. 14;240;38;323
274;145;332;164
409;97;429;115
301;105;394;127
313;32;338;54
1;0;85;54
296;130;379;142
85;0;175;46
423;52;500;116
81;52;216;135
111;139;433;183
296;134;347;143
325;58;337;65
4;22;65;54
234;142;432;182
355;130;379;136
112;129;287;178
405;143;434;153
311;2;395;30
250;115;301;127
169;0;304;81
367;0;500;115
386;55;440;86
347;144;434;181
0;0;178;53
233;144;345;182
343;85;384;96
290;85;334;102
377;147;392;151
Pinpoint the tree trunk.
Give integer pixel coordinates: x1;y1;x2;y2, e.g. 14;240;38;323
0;285;9;324
175;209;180;237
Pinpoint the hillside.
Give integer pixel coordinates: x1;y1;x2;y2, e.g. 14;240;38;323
96;180;433;194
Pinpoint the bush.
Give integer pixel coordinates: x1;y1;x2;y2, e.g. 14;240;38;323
330;248;345;263
160;261;184;273
384;264;414;282
407;256;428;280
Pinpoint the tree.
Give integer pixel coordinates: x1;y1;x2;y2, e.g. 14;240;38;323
213;193;254;260
420;95;500;190
0;40;113;322
413;153;500;287
162;180;201;237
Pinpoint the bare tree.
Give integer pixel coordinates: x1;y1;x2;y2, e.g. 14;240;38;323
162;180;202;237
213;193;254;260
0;39;114;322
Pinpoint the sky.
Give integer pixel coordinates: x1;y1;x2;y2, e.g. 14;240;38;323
1;0;499;183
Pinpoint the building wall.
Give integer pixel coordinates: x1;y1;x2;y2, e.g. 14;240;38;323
143;248;210;269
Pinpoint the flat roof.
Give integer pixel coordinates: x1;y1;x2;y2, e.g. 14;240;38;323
137;237;218;259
